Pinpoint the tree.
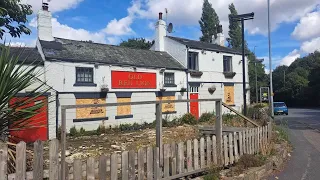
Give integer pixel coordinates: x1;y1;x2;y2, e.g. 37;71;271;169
227;3;242;50
199;0;220;43
0;0;33;39
119;38;154;49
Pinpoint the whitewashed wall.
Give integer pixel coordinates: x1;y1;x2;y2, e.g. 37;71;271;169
45;61;187;131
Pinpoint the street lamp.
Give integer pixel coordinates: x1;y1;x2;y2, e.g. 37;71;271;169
230;12;254;116
253;58;264;103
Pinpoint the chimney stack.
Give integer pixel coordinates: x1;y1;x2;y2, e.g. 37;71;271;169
214;25;225;46
37;2;54;41
42;3;49;11
159;12;163;20
154;12;166;51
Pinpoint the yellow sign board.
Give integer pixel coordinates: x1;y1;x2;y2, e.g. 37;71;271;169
157;96;175;113
117;98;131;116
76;98;106;119
224;86;235;105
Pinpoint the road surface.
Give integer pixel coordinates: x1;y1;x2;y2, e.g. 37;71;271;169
268;108;320;180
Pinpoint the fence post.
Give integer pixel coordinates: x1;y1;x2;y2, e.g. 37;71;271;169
215;100;223;165
49;139;59;180
61;107;67;180
16;141;26;180
33;140;44;180
155;101;163;167
0;142;7;180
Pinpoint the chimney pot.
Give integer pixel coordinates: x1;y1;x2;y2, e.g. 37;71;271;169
159;12;163;20
42;3;49;11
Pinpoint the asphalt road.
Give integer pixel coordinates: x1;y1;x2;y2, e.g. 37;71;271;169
268;108;320;180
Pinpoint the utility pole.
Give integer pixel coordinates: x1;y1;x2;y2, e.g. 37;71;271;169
254;58;264;103
268;0;274;117
230;12;254;116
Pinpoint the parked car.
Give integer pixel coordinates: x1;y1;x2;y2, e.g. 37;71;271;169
274;102;288;115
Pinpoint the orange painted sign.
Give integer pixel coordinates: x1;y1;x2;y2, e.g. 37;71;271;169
112;71;157;89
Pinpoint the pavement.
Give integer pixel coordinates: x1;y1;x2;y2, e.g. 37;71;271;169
268;108;320;180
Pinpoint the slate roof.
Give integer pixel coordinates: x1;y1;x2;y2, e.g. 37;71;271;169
39;38;185;70
2;47;43;65
167;36;242;55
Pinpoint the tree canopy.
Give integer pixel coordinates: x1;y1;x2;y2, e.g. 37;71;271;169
199;0;220;43
0;0;33;39
273;51;320;107
119;38;154;50
227;3;242;50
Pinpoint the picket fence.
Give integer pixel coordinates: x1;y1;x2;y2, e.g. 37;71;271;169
1;123;272;180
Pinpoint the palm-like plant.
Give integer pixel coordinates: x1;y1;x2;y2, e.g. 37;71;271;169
0;44;50;172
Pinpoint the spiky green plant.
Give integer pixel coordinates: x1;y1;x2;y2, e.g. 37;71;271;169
0;45;50;140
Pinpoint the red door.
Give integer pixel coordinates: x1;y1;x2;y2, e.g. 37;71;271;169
9;96;48;143
190;93;199;119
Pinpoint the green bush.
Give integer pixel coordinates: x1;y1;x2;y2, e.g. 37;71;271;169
79;127;86;135
69;126;78;137
180;113;197;125
204;164;220;180
199;112;215;123
97;125;107;135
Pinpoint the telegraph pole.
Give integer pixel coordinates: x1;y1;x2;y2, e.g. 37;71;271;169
268;0;274;117
230;12;254;116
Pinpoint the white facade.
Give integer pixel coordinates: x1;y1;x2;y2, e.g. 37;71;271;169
11;6;250;140
44;61;187;131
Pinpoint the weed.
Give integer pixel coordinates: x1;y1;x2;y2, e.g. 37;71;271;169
180;113;197;125
204;164;221;180
79;127;86;135
227;154;266;176
69;126;78;137
96;125;107;135
199;112;215;123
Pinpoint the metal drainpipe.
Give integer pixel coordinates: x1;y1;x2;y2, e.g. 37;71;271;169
186;46;190;113
56;91;59;138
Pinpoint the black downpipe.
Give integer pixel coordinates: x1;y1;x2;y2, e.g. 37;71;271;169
186;46;190;113
56;92;59;138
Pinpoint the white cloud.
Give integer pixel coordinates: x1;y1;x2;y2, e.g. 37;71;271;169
29;17;107;43
107;37;120;45
135;0;319;35
280;49;301;66
25;0;83;13
301;37;320;53
292;11;320;40
51;18;106;43
103;17;134;36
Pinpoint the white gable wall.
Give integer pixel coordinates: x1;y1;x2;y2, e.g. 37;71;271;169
164;37;187;67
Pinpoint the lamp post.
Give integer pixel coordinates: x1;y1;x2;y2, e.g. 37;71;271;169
268;0;274;117
230;12;254;116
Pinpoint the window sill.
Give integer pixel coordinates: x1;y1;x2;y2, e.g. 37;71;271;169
223;72;236;78
163;84;177;87
73;117;108;122
162;111;177;114
189;70;203;77
115;114;133;119
73;83;97;87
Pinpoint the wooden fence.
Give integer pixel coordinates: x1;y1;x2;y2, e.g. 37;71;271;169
1;123;272;180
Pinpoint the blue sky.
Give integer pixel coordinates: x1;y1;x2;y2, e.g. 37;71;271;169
7;0;320;71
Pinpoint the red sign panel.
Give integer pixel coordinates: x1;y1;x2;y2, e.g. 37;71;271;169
112;71;157;89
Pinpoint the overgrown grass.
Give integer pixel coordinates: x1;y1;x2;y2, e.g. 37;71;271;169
67;112;216;137
204;164;221;180
227;154;267;176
